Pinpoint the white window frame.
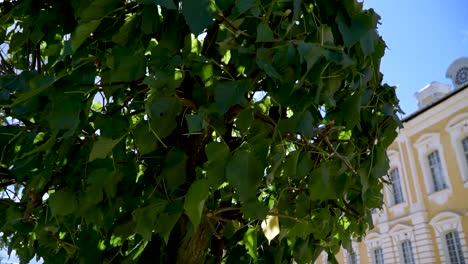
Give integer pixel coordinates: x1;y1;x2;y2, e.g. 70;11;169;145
365;233;385;264
427;150;448;191
429;211;468;263
445;113;468;187
389;224;418;264
414;133;452;204
445;230;466;264
373;246;385;264
385;150;409;216
400;240;416;264
389;168;405;205
347;252;358;264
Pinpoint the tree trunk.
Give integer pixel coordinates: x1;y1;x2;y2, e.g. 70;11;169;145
175;218;212;264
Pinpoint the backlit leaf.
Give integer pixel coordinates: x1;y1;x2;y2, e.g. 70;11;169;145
261;212;280;244
49;189;78;216
184;179;209;229
89;136;125;161
72;20;101;52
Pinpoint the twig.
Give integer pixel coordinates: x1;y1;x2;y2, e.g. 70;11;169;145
323;135;357;174
267;212;302;223
48;231;80;249
210;207;240;216
217;9;255;40
0;180;16;188
206;218;223;240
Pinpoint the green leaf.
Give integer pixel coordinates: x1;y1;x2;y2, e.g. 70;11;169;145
371;146;389;178
297;41;325;70
88;136;125;161
94;115;129;139
226;150;262;203
156;200;183;244
142;5;161;34
103;48;146;82
161;148;188;191
319;25;334;46
182;0;215;35
112;14;137;46
75;0;120;22
235;0;257;14
256;48;282;80
297;152;313;177
283;150;300;178
240;199;268;220
138;0;176;9
308;162;340;201
186;111;207;133
214;80;250;115
297;111;314;137
133;199;168;241
72;20;101;52
184;179;209;229
340;91;361;129
87;168;121;199
256;22;274;42
360;31;377;57
145;96;183;139
47;94;82;134
336;12;375;48
133;121;159;155
49;189;78;216
235;107;254;135
242;227;258;261
205;142;230;188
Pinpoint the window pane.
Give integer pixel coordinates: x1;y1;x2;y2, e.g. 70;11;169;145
374;247;384;264
401;240;416;264
463;137;468;168
427;151;447;192
446;231;466;264
348;252;357;264
390;168;405;205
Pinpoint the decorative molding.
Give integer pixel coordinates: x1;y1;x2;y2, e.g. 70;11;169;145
385;150;410;217
402;87;467;136
428;211;468;263
399;133;425;209
446;57;468;89
445;113;468;185
413;133;453;203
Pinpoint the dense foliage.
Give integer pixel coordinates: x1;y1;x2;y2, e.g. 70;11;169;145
0;0;402;263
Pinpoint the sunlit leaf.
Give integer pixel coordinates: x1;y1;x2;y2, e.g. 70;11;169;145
261;211;280;244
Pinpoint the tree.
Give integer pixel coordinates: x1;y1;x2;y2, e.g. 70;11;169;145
0;0;402;263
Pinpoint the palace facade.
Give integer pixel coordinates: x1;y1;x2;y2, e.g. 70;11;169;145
317;57;468;264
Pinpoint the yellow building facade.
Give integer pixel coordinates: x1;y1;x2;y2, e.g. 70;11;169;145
316;57;468;264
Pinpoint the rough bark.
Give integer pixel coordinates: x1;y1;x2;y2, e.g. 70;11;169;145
175;218;212;264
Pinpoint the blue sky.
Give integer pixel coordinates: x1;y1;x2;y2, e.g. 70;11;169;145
363;0;468;116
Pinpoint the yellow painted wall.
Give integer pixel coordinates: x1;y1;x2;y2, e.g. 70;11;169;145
315;87;468;264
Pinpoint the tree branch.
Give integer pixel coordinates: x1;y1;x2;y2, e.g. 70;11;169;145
267;212;303;223
216;9;255;40
324;135;357;174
